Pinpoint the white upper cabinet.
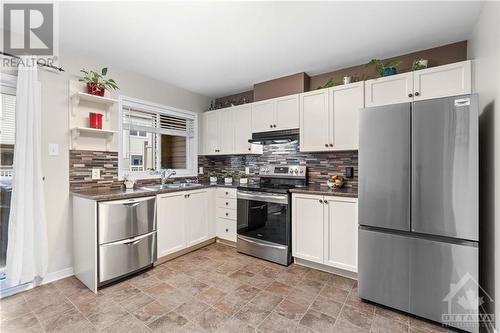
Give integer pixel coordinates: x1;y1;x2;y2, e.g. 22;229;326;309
251;94;300;133
217;107;234;154
274;94;299;130
330;82;364;150
365;61;472;107
251;100;275;133
203;111;219;155
365;72;413;107
413;60;471;101
299;89;331;152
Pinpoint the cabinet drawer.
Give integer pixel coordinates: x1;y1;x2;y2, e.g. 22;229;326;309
216;188;236;199
216;218;236;242
98;196;156;244
217;207;237;220
217;198;236;210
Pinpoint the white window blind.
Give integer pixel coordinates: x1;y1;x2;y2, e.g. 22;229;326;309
0;93;16;145
123;107;194;138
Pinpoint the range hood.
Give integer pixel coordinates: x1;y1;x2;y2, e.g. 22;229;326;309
248;129;299;145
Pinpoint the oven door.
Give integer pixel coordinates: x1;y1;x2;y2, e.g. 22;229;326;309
236;191;290;246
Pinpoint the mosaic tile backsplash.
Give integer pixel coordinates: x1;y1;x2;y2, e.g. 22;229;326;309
69;142;357;192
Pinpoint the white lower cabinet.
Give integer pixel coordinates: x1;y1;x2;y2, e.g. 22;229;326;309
292;193;358;272
216;188;237;242
157;189;213;258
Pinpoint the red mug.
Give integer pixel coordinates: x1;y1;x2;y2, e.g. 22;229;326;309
89;113;103;129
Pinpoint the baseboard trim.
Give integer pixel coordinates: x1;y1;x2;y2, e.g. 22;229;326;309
294;258;358;280
216;238;236;247
0;267;74;298
155;238;217;265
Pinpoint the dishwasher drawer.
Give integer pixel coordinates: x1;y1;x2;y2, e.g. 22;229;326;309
98;196;156;244
99;232;156;283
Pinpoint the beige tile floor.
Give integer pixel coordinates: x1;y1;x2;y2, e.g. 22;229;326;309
0;242;454;333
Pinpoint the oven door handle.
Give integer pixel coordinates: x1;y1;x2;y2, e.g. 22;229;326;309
237;235;288;250
237;191;288;204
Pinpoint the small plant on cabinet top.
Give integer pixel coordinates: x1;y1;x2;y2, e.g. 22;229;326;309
79;67;119;96
365;59;402;77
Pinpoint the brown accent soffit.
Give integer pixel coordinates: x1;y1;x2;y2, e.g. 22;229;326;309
254;72;310;101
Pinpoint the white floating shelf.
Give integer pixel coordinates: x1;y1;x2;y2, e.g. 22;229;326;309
71;92;117;119
70;127;118;150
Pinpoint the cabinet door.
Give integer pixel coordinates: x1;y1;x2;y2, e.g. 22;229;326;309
217;107;234;154
292;194;324;263
299;89;331;152
364;72;413;107
330;82;364;150
413;60;471;101
275;94;299;130
204;111;219;155
157;192;186;257
185;190;210;247
251;100;275;133
324;197;358;272
233;105;262;155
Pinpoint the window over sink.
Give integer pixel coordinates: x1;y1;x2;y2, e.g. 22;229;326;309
118;96;198;179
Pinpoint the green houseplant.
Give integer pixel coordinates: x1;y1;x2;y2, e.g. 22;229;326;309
223;171;233;184
365;59;402;77
316;78;340;90
239;172;248;184
208;171;217;183
412;59;428;71
79;67;119;96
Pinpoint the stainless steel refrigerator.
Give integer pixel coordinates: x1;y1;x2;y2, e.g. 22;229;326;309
358;95;479;333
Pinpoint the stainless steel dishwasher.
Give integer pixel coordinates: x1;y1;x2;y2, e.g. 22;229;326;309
98;196;156;285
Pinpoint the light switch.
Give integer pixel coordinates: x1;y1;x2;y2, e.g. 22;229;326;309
245;167;250;174
48;143;59;156
92;168;101;180
199;167;204;174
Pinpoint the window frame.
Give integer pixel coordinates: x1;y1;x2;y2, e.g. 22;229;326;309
118;95;198;180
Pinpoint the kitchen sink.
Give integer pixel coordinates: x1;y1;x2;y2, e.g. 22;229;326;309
140;183;202;191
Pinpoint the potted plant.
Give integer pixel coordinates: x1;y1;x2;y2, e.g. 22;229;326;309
412;59;428;71
79;67;119;96
208;171;217;183
223;171;233;184
365;59;402;77
239;172;248;184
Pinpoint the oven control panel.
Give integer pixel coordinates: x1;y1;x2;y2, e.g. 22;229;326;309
259;165;306;178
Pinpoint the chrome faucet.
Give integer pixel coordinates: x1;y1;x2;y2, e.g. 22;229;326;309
160;169;176;184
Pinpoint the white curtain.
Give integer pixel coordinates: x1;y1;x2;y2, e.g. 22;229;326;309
5;57;48;287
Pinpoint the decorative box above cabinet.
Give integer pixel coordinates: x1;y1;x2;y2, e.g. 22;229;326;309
364;60;471;107
251;94;299;133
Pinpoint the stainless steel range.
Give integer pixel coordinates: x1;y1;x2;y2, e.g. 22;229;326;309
236;165;306;265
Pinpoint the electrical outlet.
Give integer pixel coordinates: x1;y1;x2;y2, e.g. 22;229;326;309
245;167;250;174
199;167;204;174
92;168;101;180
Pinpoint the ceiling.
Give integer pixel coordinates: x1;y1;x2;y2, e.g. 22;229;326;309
59;1;484;98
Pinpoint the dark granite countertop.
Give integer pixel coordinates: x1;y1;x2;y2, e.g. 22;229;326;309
289;185;358;198
71;182;247;201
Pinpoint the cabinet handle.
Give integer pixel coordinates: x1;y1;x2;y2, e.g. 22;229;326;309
225;228;229;232
225;202;228;205
273;124;277;128
225;212;229;216
408;93;413;98
415;92;420;96
226;192;228;195
248;147;251;151
319;199;323;204
324;144;328;147
270;125;273;128
329;144;333;147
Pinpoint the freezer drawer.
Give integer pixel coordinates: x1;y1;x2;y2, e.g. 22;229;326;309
359;103;411;231
412;95;478;241
358;228;410;312
98;196;156;244
410;237;478;333
99;232;156;283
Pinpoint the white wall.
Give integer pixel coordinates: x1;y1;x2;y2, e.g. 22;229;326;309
467;1;499;330
39;47;211;275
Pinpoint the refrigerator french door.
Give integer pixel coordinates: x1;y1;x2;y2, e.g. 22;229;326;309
358;95;479;333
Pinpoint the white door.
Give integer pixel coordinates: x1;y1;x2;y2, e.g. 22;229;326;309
330;82;364;150
413;60;471;101
292;194;324;263
364;72;413;107
324;197;358;272
204;111;219;155
299;89;331;152
251;100;275;133
157;192;186;257
275;94;299;130
233;105;254;154
217;107;234;154
185;190;210;247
